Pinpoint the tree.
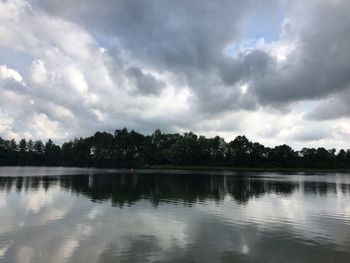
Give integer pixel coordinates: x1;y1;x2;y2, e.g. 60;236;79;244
337;149;347;167
44;139;62;165
19;139;27;153
0;129;349;169
18;139;27;165
90;132;116;167
227;136;252;166
34;140;44;155
269;144;297;167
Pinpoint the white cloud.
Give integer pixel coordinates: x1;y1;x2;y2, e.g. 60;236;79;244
30;113;70;140
0;0;349;149
30;60;47;84
0;65;23;82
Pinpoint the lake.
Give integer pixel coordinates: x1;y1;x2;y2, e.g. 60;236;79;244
0;167;350;262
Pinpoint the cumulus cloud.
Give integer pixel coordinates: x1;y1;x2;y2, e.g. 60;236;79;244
0;65;23;82
0;0;350;148
248;0;350;107
126;66;165;95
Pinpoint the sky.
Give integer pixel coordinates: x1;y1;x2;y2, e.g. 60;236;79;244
0;0;350;150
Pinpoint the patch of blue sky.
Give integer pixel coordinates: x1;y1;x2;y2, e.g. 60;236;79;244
90;30;121;51
295;100;319;115
226;4;285;58
248;1;285;41
0;48;34;78
246;12;283;43
225;39;258;58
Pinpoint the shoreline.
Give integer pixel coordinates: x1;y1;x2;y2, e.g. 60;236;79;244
1;165;350;173
145;165;350;173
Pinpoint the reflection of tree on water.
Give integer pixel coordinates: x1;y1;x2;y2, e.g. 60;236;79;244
0;174;349;207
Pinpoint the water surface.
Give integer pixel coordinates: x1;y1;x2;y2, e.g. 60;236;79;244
0;167;350;262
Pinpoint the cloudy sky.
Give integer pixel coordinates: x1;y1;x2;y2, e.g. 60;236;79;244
0;0;350;149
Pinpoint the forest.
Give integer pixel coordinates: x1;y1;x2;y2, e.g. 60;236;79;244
0;128;350;169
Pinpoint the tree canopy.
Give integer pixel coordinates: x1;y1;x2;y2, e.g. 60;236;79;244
0;128;349;169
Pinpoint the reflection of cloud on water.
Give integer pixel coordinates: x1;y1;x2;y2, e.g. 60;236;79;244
16;246;34;263
53;239;80;263
87;206;101;220
78;205;191;262
43;208;67;221
195;189;350;251
0;240;13;260
47;204;191;262
1;172;350;262
0;190;191;262
124;209;189;249
0;192;98;262
23;187;56;213
241;243;249;254
0;192;6;208
20;185;73;224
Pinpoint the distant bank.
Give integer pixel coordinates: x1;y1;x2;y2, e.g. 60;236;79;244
1;128;350;170
146;165;350;173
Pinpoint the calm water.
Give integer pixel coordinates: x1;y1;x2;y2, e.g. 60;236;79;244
0;167;350;262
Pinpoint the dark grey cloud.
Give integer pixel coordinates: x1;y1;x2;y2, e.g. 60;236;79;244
35;0;250;71
33;0;350;117
306;89;350;121
126;66;165;95
219;50;274;86
292;128;333;142
32;0;278;113
1;0;350;147
249;1;350;108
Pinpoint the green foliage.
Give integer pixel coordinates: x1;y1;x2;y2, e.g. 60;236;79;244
0;129;349;169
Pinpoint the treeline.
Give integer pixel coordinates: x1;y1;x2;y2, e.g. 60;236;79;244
1;128;350;169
